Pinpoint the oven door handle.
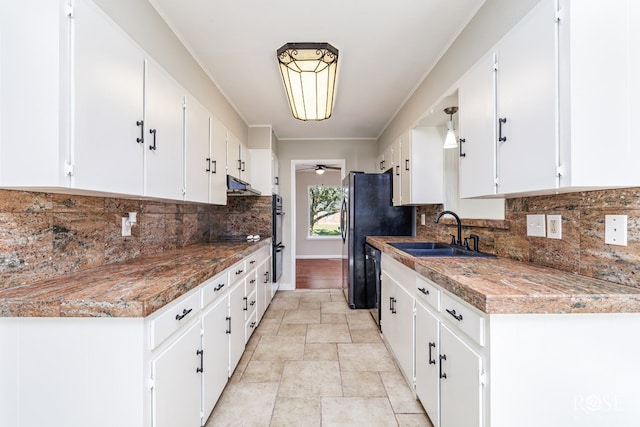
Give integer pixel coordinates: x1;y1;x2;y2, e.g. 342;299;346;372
275;245;286;252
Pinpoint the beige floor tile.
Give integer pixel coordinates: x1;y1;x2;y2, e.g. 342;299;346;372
396;413;434;427
380;370;426;414
229;349;253;383
205;381;279;426
321;313;347;324
278;360;342;397
306;323;352;343
341;371;387;397
321;397;397;427
282;309;321;324
299;301;321;310
270;396;321;427
277;323;307;336
269;298;300;311
299;292;332;303
245;333;261;351
263;309;285;321
350;328;383;343
304;343;338;361
241;360;285;383
330;289;345;301
252;318;281;337
338;343;397;372
252;336;305;361
321;301;351;314
346;310;378;330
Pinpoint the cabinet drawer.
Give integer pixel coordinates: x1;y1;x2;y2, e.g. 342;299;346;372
201;270;230;308
415;276;440;311
150;291;201;350
244;290;257;321
230;260;247;283
245;311;257;343
246;271;258;296
381;253;416;293
441;292;485;347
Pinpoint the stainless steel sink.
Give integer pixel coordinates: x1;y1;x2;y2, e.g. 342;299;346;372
388;242;496;258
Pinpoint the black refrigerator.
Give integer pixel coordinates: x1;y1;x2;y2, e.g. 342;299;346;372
340;172;414;309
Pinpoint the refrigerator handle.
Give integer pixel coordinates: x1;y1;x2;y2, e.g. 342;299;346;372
340;198;347;243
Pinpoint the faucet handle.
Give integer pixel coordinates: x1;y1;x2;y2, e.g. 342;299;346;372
468;233;480;252
449;234;456;245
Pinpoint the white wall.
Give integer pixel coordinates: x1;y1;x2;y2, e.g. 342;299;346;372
277;139;377;289
295;170;342;258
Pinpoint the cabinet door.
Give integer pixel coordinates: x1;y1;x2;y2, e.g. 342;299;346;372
209;116;227;205
239;141;250;182
226;133;241;179
256;259;268;321
151;322;202;427
392;139;402;206
458;54;496;198
400;131;411;205
440;324;483;427
496;0;557;194
380;271;395;339
184;95;211;203
228;280;246;375
144;60;185;200
415;302;440;427
72;0;144;195
392;281;414;382
201;295;229;422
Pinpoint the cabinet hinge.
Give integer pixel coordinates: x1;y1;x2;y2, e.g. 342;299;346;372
556;164;565;178
480;371;487;386
147;377;155;390
494;177;499;187
65;162;74;176
65;3;74;18
555;8;563;23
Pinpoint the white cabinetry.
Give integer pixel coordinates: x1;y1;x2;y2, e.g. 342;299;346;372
249;125;279;196
151;321;202;427
228;264;247;374
227;133;250;182
459;0;640;198
415;301;440;427
377;143;394;172
201;290;230;420
184;96;227;205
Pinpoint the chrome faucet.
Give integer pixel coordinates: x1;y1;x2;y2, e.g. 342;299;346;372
435;210;462;247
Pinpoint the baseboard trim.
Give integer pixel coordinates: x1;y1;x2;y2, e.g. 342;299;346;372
296;255;342;260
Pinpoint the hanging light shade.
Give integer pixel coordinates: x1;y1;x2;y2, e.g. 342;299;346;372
443;106;458;149
276;42;339;121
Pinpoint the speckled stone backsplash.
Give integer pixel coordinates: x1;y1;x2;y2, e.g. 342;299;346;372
0;190;271;290
416;187;640;289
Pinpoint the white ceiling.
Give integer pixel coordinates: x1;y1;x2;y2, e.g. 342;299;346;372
149;0;485;140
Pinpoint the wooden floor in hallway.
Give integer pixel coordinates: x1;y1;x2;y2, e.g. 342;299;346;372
296;258;342;289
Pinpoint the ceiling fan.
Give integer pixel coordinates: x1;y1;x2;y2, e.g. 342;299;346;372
298;164;342;175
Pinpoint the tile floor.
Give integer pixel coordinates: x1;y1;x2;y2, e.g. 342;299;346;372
205;289;433;427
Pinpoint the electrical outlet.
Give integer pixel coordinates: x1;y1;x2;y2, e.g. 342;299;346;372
547;215;562;239
605;215;627;246
420;213;426;226
526;214;546;237
122;217;132;237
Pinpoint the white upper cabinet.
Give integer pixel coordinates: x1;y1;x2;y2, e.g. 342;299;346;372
72;0;145;195
459;0;640;198
249;126;279;196
227;132;249;181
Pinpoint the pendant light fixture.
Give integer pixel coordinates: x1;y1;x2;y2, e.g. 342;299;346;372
443;106;458;149
276;42;339;121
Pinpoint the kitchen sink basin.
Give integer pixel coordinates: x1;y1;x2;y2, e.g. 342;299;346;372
388;241;496;258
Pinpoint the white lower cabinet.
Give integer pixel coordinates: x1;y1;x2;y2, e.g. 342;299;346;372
228;278;246;374
201;295;230;422
415;301;440;427
151;321;202;427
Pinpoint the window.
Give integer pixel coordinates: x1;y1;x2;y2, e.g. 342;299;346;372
308;185;342;237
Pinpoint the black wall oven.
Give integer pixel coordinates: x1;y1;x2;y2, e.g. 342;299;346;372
272;195;285;282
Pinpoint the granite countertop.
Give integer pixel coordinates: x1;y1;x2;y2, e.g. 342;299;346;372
367;236;640;314
0;239;271;318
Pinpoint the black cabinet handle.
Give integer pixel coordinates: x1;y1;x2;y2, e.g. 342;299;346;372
241;161;246;172
389;296;394;312
405;159;410;171
459;138;466;158
235;269;244;275
249;260;256;265
395;165;400;176
225;316;231;334
264;272;269;283
243;297;248;311
274;176;279;185
149;128;157;150
429;342;436;365
175;308;192;321
214;283;225;292
250;300;256;307
136;120;144;144
196;349;204;373
498;117;507;142
418;287;429;296
211;160;217;174
391;297;397;314
250;321;256;328
237;159;242;171
205;157;211;172
250;279;256;284
439;354;447;379
446;308;463;321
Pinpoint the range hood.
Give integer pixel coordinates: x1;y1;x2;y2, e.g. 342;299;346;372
226;175;261;196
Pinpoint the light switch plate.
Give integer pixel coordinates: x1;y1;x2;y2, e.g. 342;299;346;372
605;215;627;246
526;214;546;237
547;215;562;239
122;217;132;237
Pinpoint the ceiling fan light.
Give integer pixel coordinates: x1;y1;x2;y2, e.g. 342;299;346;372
315;166;326;175
277;43;339;121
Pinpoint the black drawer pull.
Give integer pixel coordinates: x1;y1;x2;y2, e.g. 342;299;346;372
136;120;144;144
175;308;192;321
149;128;157;150
214;283;225;292
418;287;429;296
205;157;211;172
439;354;447;379
250;321;256;328
250;300;256;306
236;269;244;275
196;349;204;373
250;279;256;284
225;316;231;334
498;117;507;142
446;308;463;321
249;260;256;265
211;160;217;174
243;297;248;311
428;342;436;365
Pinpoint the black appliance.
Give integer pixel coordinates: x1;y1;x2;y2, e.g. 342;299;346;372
272;195;285;282
364;243;382;327
340;172;414;309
